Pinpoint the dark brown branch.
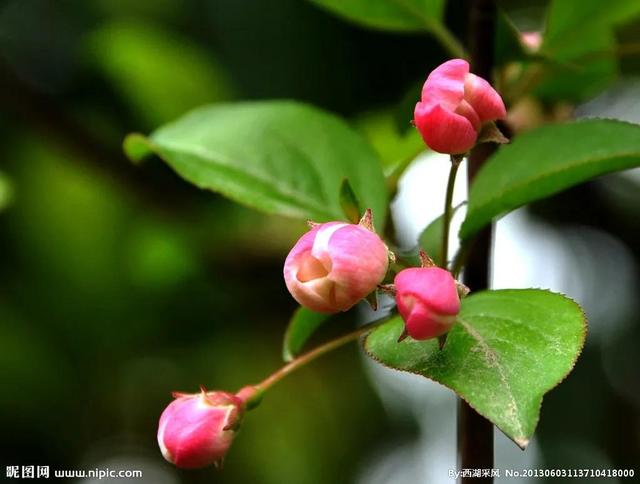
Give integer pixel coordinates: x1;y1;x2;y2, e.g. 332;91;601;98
457;1;498;482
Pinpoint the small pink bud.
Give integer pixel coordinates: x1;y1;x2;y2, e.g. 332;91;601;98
521;31;542;52
414;59;506;154
284;221;389;313
395;267;460;340
157;389;244;469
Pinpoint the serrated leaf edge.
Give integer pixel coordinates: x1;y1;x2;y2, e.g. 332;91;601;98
363;288;588;449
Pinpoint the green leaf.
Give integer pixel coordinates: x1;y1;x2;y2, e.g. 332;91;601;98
365;289;586;447
418;202;464;266
460;119;640;241
535;0;640;101
124;101;388;225
308;0;445;32
283;307;331;362
339;179;362;223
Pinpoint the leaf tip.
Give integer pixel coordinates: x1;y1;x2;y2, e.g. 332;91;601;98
281;348;294;363
514;437;529;450
123;133;154;164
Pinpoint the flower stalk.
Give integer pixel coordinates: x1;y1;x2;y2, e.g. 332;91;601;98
243;315;393;408
441;155;463;268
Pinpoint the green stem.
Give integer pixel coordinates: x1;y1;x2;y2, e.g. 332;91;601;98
254;316;392;396
441;155;462;268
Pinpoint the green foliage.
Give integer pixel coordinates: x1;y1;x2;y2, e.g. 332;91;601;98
86;20;233;125
125;101;388;225
283;307;331;362
308;0;444;32
365;289;586;447
536;0;640;100
355;110;424;176
460;119;640;240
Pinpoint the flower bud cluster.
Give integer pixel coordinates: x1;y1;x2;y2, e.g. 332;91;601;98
283;214;462;341
158;58;504;471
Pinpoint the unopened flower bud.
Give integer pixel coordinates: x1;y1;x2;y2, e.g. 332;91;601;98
414;59;506;154
284;220;389;313
521;31;542;52
395;267;460;340
157;389;244;469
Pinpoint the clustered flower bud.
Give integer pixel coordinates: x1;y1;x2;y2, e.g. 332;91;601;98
157;389;245;469
157;56;507;473
414;59;506;154
521;31;542;52
394;267;461;340
283;219;389;313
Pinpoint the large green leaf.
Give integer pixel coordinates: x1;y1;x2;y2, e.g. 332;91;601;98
124;101;388;224
282;307;331;362
308;0;445;32
460;119;640;241
365;289;586;447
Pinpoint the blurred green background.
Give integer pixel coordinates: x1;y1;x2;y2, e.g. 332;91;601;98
1;0;639;483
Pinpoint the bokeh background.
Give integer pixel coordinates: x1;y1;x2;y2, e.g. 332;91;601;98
1;0;639;483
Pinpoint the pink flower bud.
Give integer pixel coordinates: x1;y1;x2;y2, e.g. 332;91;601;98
414;59;506;154
157;389;244;469
284;221;389;313
521;31;542;52
395;267;460;340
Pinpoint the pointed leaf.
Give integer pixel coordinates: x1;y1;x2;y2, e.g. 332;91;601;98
282;307;331;362
460;119;640;240
124;101;387;226
365;289;586;448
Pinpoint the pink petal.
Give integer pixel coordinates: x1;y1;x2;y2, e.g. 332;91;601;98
463;73;506;122
414;103;478;154
405;301;456;340
327;224;388;309
521;31;542;51
420;59;469;111
455;99;481;130
395;268;460;316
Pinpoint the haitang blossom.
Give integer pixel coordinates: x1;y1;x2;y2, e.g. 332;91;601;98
157;389;244;469
414;59;506;154
284;218;389;313
521;31;543;52
395;267;461;340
